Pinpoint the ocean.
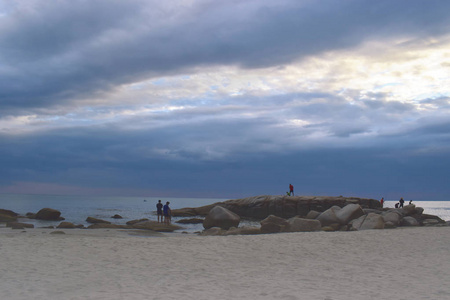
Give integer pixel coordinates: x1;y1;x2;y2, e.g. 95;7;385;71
1;194;449;232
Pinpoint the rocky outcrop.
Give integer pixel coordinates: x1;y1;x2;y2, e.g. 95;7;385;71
6;222;34;229
126;218;149;225
172;195;381;219
57;222;84;229
35;208;64;221
130;220;182;232
0;209;19;217
86;217;111;224
111;214;123;219
203;206;240;230
350;213;385;230
0;213;17;223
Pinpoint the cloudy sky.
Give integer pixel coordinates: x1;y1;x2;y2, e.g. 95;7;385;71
1;0;449;200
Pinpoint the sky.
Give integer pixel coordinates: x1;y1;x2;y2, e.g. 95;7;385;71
0;0;449;200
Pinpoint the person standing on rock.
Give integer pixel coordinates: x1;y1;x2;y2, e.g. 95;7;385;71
399;197;405;208
156;200;163;223
380;197;384;208
289;184;294;196
163;201;172;225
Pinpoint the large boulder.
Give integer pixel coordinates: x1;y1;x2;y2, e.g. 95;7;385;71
350;213;385;230
57;222;77;229
86;217;111;224
260;215;290;233
316;206;341;226
287;217;321;232
382;211;402;227
203;206;240;230
305;210;321;219
335;204;364;224
35;208;63;221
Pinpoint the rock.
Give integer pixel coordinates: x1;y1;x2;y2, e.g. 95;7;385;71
384;221;397;229
335;204;364;224
6;222;34;229
401;216;419;226
126;218;149;225
422;219;440;226
0;213;17;223
176;218;204;224
382;211;402;226
111;214;123;219
57;222;77;229
305;210;321;219
86;217;111;224
87;223;128;229
35;208;63;221
414;207;424;215
203;206;240;230
401;204;416;216
26;212;37;219
237;226;261;235
260;215;290;233
350;213;385;230
201;227;224;236
0;209;19;217
131;220;182;232
321;226;336;232
287;217;322;232
316;206;341;226
171;195;382;219
50;231;66;234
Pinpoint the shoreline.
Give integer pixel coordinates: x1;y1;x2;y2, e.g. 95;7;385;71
1;226;449;299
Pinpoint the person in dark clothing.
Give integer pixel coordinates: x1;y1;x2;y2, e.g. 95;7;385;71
163;201;171;224
399;197;405;208
409;200;413;205
395;203;399;208
289;184;294;196
156;200;163;223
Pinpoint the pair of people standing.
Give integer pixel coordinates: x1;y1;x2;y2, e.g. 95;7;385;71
156;200;171;224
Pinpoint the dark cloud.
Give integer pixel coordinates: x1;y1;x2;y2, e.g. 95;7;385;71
1;0;450;110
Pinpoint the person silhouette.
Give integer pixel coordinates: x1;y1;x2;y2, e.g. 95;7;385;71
156;200;163;223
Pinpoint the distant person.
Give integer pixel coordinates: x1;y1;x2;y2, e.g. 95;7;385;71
289;184;294;196
163;201;172;224
399;197;405;208
380;197;384;208
156;200;163;223
409;200;413;205
395;203;399;208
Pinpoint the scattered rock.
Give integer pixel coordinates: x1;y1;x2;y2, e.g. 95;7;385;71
131;220;182;232
176;218;204;224
126;218;149;225
86;217;111;224
50;231;66;235
87;223;128;229
6;222;34;229
203;206;240;230
35;208;63;221
57;222;77;229
111;214;123;219
201;227;224;236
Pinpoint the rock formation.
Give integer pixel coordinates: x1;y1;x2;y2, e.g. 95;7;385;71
203;206;240;230
35;208;64;221
172;195;381;219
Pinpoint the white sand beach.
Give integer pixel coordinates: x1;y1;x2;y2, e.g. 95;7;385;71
1;227;449;300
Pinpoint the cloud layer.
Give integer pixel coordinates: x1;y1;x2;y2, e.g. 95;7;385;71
1;0;449;199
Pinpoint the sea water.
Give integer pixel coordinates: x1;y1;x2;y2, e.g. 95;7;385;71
1;194;449;232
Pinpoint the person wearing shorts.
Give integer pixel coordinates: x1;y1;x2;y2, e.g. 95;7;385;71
156;200;163;223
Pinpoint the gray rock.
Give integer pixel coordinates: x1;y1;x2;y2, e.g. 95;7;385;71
305;210;321;219
382;211;401;226
0;213;17;223
57;222;77;229
126;218;149;225
350;213;385;230
203;206;240;230
316;206;341;226
6;222;34;229
422;219;440;226
287;217;322;232
201;227;224;236
401;216;419;226
260;215;290;233
335;204;364;224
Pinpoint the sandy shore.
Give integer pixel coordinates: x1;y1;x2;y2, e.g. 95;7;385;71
1;227;449;300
